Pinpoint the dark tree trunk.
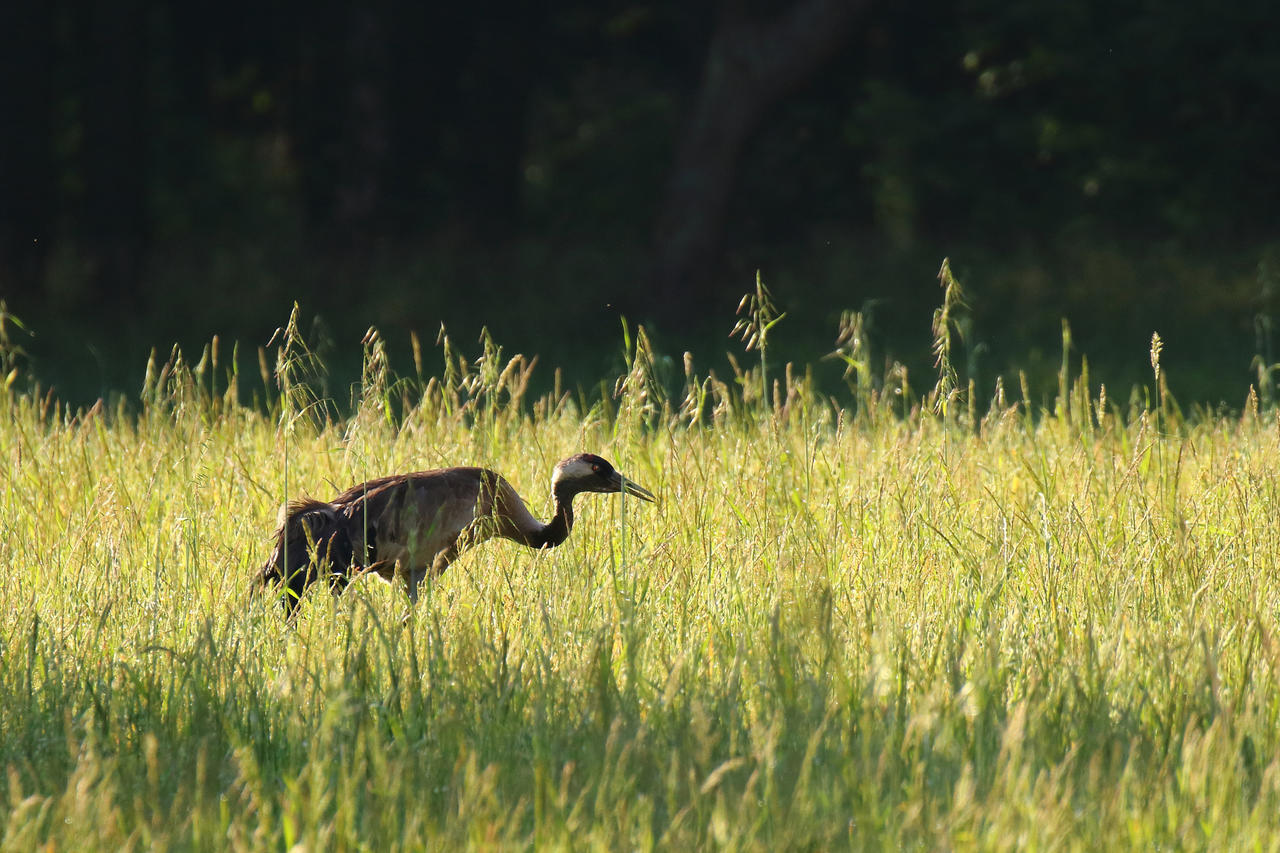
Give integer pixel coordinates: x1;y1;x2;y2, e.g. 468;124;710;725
289;1;541;248
651;0;870;326
0;0;55;299
450;1;544;236
290;1;349;239
332;4;392;238
287;0;393;247
386;0;543;239
384;0;456;231
79;0;150;310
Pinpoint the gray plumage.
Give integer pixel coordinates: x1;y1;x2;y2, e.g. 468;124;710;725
257;453;655;618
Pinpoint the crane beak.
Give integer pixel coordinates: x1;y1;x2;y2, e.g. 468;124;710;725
611;471;656;502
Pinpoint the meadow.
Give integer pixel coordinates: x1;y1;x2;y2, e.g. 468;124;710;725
3;291;1280;850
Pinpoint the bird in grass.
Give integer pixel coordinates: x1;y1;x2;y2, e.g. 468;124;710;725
257;453;655;618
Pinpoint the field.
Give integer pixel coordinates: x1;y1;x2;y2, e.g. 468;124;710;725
3;304;1280;850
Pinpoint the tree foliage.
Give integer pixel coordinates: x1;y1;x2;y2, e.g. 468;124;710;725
1;0;1276;400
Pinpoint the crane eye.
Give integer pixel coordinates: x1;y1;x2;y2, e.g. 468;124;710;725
591;464;600;473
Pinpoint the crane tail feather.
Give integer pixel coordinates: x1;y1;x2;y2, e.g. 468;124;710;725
257;499;356;618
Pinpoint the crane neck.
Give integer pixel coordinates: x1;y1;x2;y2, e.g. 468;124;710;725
531;484;575;548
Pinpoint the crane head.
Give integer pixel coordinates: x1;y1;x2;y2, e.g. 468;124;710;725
553;453;655;502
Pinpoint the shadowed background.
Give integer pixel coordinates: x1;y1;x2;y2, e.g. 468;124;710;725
1;0;1277;405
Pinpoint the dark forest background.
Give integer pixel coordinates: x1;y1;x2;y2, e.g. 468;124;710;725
1;0;1278;406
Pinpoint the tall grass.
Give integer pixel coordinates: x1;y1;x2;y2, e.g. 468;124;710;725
3;286;1280;849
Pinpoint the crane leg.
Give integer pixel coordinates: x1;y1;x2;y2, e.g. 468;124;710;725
405;570;425;606
431;544;460;576
349;558;420;623
327;571;350;596
351;538;472;622
355;559;397;580
400;568;431;625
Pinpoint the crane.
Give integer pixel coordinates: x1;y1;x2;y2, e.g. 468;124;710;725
257;453;655;618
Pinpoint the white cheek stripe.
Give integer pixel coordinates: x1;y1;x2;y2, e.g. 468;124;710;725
557;459;597;480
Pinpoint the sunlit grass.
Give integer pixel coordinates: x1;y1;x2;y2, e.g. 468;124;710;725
3;297;1280;849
